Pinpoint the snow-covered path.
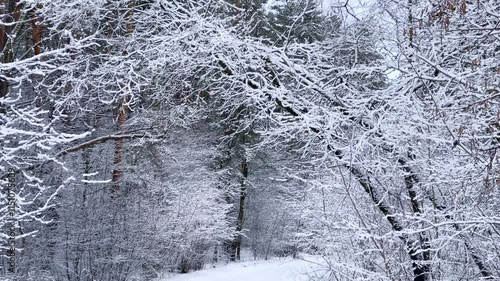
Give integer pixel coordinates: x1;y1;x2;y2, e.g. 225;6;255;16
158;257;328;281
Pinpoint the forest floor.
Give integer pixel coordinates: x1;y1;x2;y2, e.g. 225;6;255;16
157;255;328;281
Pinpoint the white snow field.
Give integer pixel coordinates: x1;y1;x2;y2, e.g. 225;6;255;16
158;256;328;281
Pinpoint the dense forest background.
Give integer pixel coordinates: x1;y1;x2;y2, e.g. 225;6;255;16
0;0;499;280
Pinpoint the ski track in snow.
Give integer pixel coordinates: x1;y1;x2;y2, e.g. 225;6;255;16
158;257;328;281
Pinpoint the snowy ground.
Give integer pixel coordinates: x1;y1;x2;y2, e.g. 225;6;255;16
157;256;329;281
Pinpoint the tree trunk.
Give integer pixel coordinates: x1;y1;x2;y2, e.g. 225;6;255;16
398;158;430;280
111;98;127;192
111;1;134;193
230;157;248;261
30;4;43;56
0;0;20;98
349;165;430;281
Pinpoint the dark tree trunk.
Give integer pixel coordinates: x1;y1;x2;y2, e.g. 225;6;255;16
30;5;43;56
111;99;127;192
350;166;430;281
230;158;248;261
0;0;20;98
111;2;134;193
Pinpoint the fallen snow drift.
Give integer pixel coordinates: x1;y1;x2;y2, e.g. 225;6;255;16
158;257;328;281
